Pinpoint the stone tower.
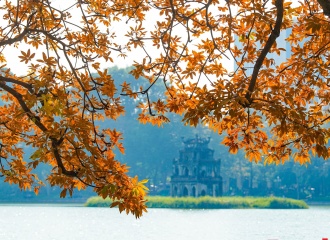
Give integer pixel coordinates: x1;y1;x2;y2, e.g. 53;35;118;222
171;135;223;197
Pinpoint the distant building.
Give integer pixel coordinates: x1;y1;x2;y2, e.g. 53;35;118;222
170;136;223;197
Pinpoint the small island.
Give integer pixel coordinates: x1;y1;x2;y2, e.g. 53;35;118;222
85;196;308;209
85;136;309;210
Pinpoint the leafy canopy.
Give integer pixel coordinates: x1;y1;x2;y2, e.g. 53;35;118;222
1;0;330;217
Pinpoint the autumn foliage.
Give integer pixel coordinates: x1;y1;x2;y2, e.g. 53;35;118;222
1;0;330;217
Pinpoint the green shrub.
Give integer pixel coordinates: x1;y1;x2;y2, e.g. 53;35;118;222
85;196;308;209
84;196;112;207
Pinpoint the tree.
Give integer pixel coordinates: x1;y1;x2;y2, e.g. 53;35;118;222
121;0;330;165
1;0;330;217
0;0;149;218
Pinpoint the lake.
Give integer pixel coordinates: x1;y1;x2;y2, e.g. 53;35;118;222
0;205;329;240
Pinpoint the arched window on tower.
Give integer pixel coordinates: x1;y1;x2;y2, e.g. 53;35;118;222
192;186;196;197
173;186;178;197
183;186;189;197
201;189;206;196
184;167;189;176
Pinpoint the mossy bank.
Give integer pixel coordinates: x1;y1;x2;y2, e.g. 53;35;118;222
85;196;308;209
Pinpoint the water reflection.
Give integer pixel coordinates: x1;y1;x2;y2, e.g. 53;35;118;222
0;205;329;240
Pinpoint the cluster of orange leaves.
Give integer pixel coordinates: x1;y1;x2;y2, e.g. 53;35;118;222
0;0;330;217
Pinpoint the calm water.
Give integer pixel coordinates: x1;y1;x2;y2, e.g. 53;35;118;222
0;205;329;240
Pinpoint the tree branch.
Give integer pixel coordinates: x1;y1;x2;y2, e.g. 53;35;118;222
245;0;284;104
51;139;77;177
0;76;34;93
317;0;330;17
0;28;29;47
0;82;77;177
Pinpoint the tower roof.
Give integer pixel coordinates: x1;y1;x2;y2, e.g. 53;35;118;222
182;135;210;150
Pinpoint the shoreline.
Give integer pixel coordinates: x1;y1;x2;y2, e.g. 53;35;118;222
2;197;330;208
85;196;309;209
